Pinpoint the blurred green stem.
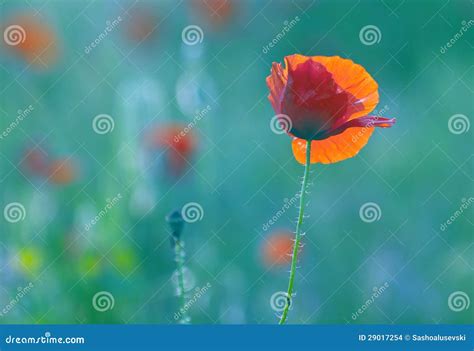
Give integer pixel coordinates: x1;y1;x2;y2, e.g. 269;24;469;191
279;139;312;325
174;239;190;324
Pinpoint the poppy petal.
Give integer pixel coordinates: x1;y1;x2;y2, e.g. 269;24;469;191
312;56;379;121
327;116;396;138
266;62;287;114
291;126;375;164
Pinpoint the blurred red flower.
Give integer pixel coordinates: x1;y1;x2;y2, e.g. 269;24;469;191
3;13;59;68
266;55;395;164
147;124;197;176
263;231;299;266
125;7;159;42
47;158;76;185
193;0;234;26
22;147;48;176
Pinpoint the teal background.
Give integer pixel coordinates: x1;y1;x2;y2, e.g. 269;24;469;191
0;0;473;324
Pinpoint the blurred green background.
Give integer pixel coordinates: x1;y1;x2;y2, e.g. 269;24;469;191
0;0;473;324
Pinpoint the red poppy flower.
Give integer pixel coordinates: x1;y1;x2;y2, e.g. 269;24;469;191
147;124;197;176
266;54;395;164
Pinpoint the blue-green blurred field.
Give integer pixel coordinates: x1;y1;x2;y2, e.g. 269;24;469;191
0;0;473;324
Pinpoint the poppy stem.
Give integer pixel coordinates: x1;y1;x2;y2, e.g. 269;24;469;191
174;239;190;324
279;139;312;325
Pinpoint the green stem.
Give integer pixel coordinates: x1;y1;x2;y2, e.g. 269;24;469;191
174;239;190;324
279;139;312;325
